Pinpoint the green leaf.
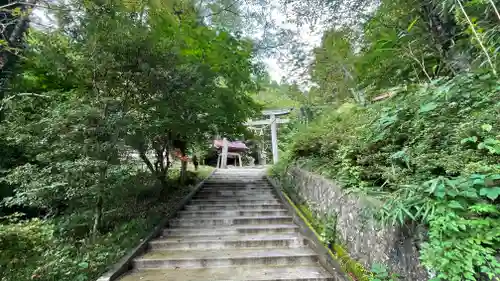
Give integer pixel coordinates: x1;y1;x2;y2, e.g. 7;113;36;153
479;187;500;200
11;7;22;16
479;73;492;80
460;136;478;144
488;174;500;181
446;188;458;197
407;18;419;32
481;124;492;132
461;188;478;198
447;200;464;210
419;102;438;113
469;203;498;214
435;188;446;199
472;177;485;186
425;178;440;194
78;261;89;269
434;182;446;199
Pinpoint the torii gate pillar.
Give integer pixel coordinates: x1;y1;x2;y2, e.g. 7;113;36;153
270;114;279;164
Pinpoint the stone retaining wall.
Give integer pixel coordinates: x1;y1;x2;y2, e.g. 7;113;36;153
275;167;428;281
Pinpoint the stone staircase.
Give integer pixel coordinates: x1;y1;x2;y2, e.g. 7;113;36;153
119;169;334;281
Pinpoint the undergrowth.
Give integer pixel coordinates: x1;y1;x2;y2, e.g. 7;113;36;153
0;167;212;281
272;73;500;281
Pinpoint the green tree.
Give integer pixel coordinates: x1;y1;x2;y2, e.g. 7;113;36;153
1;0;260;234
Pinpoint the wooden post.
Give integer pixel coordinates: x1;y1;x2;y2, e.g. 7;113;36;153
221;137;228;169
270;114;278;164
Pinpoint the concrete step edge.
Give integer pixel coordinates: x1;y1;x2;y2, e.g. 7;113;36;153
123;265;333;281
164;224;299;233
151;235;303;244
122;265;334;281
172;216;293;221
190;198;277;200
199;190;273;192
136;250;318;261
179;209;288;214
185;204;284;207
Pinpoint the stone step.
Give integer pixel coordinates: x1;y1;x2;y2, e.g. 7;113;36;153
209;176;266;178
199;187;273;192
133;248;319;269
163;224;299;237
192;196;277;201
194;192;276;199
197;189;275;194
119;265;334;281
149;234;305;250
205;179;266;182
197;190;274;195
191;197;277;202
185;203;285;211
178;209;289;218
211;171;265;173
212;170;266;174
189;199;281;205
204;179;269;182
206;178;264;180
169;216;293;227
199;188;274;194
202;184;271;188
116;169;334;281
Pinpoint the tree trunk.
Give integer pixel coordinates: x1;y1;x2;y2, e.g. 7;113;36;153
419;0;464;74
173;139;188;185
92;164;108;240
138;148;169;189
193;155;199;171
180;154;187;186
157;174;168;189
92;194;103;240
139;150;155;174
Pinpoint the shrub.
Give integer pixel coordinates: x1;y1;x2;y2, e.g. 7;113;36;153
0;215;54;280
278;72;500;280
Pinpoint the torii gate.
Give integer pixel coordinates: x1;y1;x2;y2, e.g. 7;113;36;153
245;108;292;164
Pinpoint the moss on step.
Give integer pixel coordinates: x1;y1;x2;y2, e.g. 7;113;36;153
332;244;370;281
281;191;370;281
296;204;323;234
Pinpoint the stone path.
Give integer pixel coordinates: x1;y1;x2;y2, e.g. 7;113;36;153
119;168;334;281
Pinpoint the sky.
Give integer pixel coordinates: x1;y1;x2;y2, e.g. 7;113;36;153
263;27;323;83
260;6;324;84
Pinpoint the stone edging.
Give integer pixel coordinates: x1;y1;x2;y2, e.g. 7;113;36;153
265;175;350;281
96;169;217;281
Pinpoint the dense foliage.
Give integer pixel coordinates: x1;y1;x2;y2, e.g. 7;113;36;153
271;0;500;280
276;72;500;280
308;0;500;102
1;0;258;279
0;168;211;281
0;0;499;280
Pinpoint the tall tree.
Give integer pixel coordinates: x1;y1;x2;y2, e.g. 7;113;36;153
1;0;260;232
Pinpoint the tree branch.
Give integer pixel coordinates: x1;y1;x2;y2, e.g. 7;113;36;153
203;1;239;18
138;150;155;174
